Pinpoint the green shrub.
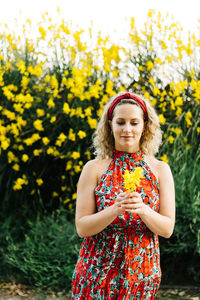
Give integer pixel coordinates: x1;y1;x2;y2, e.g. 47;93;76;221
3;210;81;290
160;144;200;284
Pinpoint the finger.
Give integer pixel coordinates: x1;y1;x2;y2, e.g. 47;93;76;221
125;208;141;213
117;193;128;201
128;191;140;197
122;203;142;210
122;197;142;204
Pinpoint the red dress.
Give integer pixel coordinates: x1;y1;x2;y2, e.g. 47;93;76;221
71;150;161;299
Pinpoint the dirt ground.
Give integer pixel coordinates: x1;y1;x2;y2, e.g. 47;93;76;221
0;282;200;299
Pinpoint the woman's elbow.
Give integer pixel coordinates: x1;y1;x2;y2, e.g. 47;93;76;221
76;223;85;238
161;225;174;239
161;231;173;239
76;221;90;238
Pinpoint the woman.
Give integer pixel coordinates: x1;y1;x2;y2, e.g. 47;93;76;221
71;92;175;299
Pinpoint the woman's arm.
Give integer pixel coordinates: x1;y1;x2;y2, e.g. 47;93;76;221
122;161;175;238
75;160;125;238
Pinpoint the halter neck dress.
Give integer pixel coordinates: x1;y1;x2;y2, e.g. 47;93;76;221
71;149;161;299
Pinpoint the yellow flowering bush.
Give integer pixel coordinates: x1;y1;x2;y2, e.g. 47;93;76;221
0;9;199;219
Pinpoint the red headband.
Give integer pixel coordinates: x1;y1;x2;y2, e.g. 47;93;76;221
108;93;148;121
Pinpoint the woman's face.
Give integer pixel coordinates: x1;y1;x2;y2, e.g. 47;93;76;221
109;103;144;153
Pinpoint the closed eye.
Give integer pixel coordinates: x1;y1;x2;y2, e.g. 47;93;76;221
117;122;138;126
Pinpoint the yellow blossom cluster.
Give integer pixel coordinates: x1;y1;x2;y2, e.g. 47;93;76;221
123;168;145;193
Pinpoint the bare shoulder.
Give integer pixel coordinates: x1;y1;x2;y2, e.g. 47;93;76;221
83;158;111;172
157;160;173;175
80;159;101;178
79;158;112;185
155;159;174;185
144;155;173;183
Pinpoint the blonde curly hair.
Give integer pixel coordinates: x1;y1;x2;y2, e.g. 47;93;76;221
93;91;162;158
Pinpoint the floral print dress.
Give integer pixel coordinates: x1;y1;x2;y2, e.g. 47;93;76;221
71;149;161;299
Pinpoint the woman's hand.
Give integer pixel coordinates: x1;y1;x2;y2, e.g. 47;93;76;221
112;192;128;216
121;191;147;216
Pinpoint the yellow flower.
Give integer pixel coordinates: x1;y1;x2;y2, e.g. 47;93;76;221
85;151;91;160
75;107;84;118
36;109;45;117
42;137;50;145
33;119;44;131
72;193;77;200
50;75;58;89
166;56;172;63
50;116;56;123
12;163;20;171
105;80;115;97
153;87;160;96
0;73;4;86
36;178;43;186
84;107;92;117
68;128;76;141
173;128;182;136
39;26;46;39
71;152;80;159
7;151;18;163
138;65;144;71
184;111;193;127
21;76;30;89
176;107;182;118
160;41;167;50
22;154;29;162
45;75;51;83
168;136;175;144
159;114;166;125
122;167;144;193
66;160;73;170
64;198;70;204
146;61;154;71
53;191;59;197
87;117;97;129
77;130;86;139
30;190;35;195
13;177;27;190
13;103;24;114
33;149;42;156
47;97;55;108
74;165;81;173
160;154;168;164
24;133;40;146
175;96;183;106
55;133;67;147
16;60;26;74
1;137;10;150
63;102;70;114
155;57;162;65
149;77;155;87
197;127;200;133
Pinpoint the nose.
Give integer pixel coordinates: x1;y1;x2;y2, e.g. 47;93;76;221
123;123;132;133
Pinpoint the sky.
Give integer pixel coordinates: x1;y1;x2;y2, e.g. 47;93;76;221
0;0;200;41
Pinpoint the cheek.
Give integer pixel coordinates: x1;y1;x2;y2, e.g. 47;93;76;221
133;128;143;138
113;125;121;134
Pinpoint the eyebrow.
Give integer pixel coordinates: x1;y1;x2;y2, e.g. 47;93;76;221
116;117;140;121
